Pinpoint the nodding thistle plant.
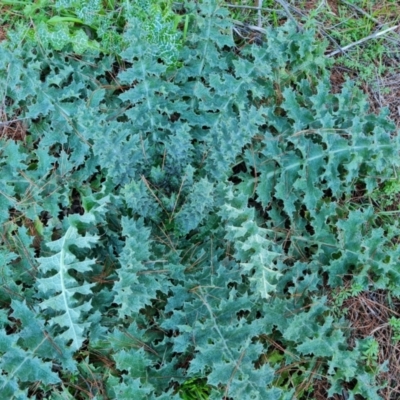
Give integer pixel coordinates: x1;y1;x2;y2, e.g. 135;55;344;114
127;0;187;65
3;0;107;53
0;0;399;398
2;0;185;58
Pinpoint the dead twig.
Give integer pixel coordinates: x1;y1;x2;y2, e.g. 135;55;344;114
0;117;30;127
257;0;263;28
232;19;267;35
328;25;400;57
274;0;302;30
340;0;381;25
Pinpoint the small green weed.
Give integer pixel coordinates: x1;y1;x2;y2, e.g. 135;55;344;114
371;178;400;211
360;337;380;370
382;179;400;198
178;378;211;400
332;283;364;316
389;316;400;342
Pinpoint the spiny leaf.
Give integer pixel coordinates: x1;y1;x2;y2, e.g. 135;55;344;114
36;215;98;350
